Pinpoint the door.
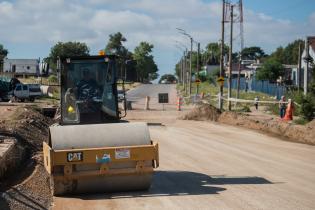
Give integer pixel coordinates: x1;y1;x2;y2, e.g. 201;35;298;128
14;84;28;98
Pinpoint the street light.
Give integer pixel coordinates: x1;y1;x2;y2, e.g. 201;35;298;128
176;28;202;95
174;43;189;90
176;28;193;96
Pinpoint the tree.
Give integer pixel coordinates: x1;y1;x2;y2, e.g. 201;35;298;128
203;42;229;65
49;42;89;62
159;74;177;84
269;40;304;64
256;58;284;82
48;41;89;72
105;32;133;79
0;44;9;72
105;32;129;57
241;46;266;60
133;42;159;82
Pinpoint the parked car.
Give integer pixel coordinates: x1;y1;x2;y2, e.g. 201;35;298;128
9;83;42;102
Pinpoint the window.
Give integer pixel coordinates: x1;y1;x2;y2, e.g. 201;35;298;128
23;85;28;90
27;66;30;70
16;86;22;91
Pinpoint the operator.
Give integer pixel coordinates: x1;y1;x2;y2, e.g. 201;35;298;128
76;69;100;100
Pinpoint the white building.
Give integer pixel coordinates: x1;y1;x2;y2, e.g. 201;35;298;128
301;36;315;93
3;58;39;76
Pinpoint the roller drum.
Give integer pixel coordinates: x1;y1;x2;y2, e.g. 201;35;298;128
49;122;154;195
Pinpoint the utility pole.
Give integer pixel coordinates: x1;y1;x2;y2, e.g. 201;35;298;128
304;37;309;95
297;42;302;91
219;0;226;110
228;5;234;111
189;37;193;96
183;50;187;94
236;0;244;99
196;42;200;94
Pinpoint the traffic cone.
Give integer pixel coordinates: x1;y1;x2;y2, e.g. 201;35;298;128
177;97;182;111
283;103;293;121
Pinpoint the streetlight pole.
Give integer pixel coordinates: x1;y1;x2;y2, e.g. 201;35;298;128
189;37;193;96
196;42;200;94
177;28;194;96
228;5;234;111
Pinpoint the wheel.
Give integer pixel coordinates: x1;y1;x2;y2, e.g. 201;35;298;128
29;97;35;102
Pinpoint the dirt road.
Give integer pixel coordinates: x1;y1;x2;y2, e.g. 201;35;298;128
53;118;315;210
51;85;315;209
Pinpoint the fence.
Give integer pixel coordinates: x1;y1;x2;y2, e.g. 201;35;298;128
225;77;286;99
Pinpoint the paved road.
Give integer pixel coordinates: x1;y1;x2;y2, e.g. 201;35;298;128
126;84;177;110
52;84;315;210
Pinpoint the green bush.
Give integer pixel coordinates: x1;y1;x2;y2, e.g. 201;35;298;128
199;74;207;82
300;94;315;121
48;75;58;83
241;105;251;112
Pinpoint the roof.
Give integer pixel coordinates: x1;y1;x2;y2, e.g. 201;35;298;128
309;36;315;52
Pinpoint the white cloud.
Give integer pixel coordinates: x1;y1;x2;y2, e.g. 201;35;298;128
0;0;314;74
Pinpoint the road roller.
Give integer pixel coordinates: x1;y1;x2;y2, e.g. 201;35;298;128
43;55;159;195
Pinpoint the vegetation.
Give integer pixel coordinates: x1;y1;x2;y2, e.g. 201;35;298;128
241;46;266;60
47;41;90;72
269;39;304;64
133;42;159;82
159;74;176;83
256;58;284;82
105;32;130;57
0;44;9;71
48;75;58;83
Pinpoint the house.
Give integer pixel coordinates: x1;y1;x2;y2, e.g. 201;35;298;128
3;58;40;76
301;36;315;93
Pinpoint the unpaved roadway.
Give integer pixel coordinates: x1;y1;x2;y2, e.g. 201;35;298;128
52;84;315;210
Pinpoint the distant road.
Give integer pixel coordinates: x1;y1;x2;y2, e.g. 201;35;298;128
126;84;176;100
126;84;177;110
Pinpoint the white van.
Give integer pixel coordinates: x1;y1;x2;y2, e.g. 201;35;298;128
12;84;42;102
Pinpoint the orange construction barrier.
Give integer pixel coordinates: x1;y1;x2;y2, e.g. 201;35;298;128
283;100;294;121
176;97;182;111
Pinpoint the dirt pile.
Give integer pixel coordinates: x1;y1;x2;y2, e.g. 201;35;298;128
0;106;53;210
218;112;315;145
181;104;315;145
180;104;221;121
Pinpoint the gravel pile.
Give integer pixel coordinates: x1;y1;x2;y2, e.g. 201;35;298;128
0;107;53;210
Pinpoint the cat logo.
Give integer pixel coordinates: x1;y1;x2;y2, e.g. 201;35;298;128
67;152;83;162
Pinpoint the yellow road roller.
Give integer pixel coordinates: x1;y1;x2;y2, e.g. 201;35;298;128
43;55;159;195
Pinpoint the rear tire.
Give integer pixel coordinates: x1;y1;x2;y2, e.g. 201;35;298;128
29;97;35;102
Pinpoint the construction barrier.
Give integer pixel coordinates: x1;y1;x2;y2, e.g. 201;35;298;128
144;96;150;110
176;97;182;111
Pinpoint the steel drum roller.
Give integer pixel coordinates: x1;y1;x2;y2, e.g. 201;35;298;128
49;122;154;195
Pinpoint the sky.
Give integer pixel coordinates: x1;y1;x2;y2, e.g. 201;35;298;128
1;0;315;78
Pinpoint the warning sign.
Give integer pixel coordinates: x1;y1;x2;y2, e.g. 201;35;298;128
217;77;225;82
217;77;225;87
115;148;130;159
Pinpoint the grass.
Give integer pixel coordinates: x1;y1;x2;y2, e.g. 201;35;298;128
178;82;276;111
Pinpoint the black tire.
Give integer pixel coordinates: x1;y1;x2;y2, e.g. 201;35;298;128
29;97;35;102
